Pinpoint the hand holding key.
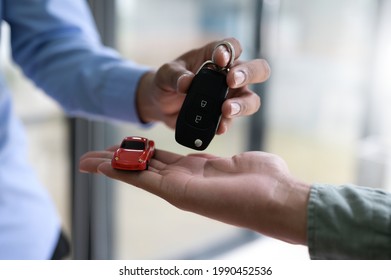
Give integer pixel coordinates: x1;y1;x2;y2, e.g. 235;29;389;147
175;41;234;150
135;37;270;134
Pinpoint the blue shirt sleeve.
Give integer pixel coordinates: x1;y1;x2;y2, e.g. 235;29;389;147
307;183;391;259
4;0;150;124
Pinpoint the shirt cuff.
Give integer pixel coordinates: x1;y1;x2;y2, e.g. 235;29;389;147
307;183;391;259
100;61;152;126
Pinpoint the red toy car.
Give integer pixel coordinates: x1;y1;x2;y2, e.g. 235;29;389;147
111;136;155;170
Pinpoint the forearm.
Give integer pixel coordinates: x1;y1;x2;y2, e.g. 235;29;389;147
6;0;150;123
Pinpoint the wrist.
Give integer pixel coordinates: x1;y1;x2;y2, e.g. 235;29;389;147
267;176;311;245
282;179;311;245
136;71;158;123
284;179;311;245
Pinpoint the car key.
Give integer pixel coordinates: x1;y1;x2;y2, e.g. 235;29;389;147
175;41;235;150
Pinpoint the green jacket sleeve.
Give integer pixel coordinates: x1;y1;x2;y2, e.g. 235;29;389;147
307;184;391;259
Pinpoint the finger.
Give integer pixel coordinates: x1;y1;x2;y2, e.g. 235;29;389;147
155;62;194;93
227;59;270;89
164;114;178;130
176;73;194;94
79;150;113;162
149;158;167;171
221;90;261;118
158;38;243;94
79;157;111;173
216;118;232;135
97;162;169;198
153;149;184;164
208;37;242;68
186;153;219;160
105;145;119;152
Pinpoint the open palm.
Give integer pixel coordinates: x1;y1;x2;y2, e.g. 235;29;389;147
79;148;309;244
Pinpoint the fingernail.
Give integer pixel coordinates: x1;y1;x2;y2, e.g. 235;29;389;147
233;70;246;87
230;102;241;116
177;73;192;93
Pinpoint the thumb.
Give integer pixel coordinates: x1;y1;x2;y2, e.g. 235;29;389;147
176;73;194;94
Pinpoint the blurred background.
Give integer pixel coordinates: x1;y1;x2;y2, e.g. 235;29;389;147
1;0;390;259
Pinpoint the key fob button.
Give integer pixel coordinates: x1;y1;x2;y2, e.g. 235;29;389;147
185;109;212;129
194;139;203;147
196;96;216;112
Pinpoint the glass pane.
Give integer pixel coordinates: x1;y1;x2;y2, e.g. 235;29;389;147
113;0;257;259
263;0;376;185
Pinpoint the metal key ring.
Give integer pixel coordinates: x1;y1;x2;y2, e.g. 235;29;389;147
211;41;235;70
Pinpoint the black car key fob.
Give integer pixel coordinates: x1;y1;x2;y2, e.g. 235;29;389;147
175;61;229;150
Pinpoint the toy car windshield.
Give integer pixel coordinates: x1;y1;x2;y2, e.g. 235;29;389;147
120;140;145;150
